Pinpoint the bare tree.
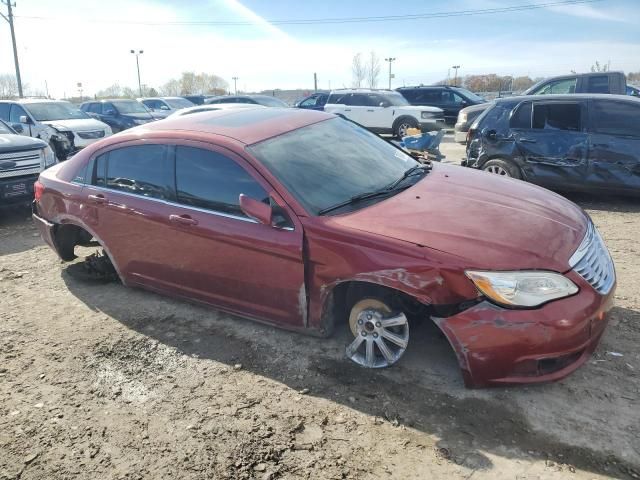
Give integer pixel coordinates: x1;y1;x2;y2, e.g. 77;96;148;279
0;74;19;99
366;51;381;88
160;79;181;96
591;60;610;73
351;53;366;88
95;84;123;98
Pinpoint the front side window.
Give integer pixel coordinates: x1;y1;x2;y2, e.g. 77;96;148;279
536;78;577;95
94;145;170;199
165;98;194;109
0;103;10;121
175;146;267;217
592;100;640;137
249;118;418;215
88;103;102;114
532;103;582;131
9;104;28;123
300;97;318;107
111;101;148;114
587;75;609;94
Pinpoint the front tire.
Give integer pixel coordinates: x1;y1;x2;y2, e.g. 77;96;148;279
345;298;409;368
482;158;521;179
394;117;419;139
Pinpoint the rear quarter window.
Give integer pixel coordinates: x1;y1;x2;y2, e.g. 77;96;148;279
510;102;532;128
532;103;582;132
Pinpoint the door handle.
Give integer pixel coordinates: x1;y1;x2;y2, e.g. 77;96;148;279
593;143;609;148
367;109;375;112
344;109;351;112
169;214;198;226
87;194;107;204
519;138;537;143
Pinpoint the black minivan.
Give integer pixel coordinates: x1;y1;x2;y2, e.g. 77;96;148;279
464;94;640;195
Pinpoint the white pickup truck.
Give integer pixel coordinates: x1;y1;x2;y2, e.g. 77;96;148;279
323;89;445;138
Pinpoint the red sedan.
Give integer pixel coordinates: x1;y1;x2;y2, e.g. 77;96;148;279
32;108;615;387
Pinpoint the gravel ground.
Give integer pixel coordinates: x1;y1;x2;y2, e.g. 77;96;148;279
1;138;639;479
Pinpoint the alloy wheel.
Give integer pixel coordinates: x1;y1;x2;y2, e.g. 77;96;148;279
346;299;409;368
485;165;510;176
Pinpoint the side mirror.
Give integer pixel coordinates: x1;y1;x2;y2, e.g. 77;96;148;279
160;105;170;110
379;101;390;108
239;194;272;226
19;115;32;124
104;109;116;115
11;123;24;133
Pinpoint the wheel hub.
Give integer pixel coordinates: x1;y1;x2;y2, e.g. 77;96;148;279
346;299;409;368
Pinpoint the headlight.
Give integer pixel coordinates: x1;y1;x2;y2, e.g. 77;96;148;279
40;145;57;168
421;111;435;119
465;270;578;308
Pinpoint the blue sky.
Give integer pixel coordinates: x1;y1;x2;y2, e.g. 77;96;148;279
1;0;638;97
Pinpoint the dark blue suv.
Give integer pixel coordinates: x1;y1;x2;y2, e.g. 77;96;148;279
464;94;640;195
80;100;159;133
294;93;329;111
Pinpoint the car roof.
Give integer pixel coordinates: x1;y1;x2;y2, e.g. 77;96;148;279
137;107;331;145
0;98;70;104
495;93;640;105
82;99;137;104
329;88;397;94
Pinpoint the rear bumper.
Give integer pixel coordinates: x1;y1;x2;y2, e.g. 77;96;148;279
435;271;615;388
32;207;58;253
454;124;468;144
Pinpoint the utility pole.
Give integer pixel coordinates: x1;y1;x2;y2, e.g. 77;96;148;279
313;73;318;92
452;65;460;87
232;76;238;95
384;58;396;90
130;50;144;96
1;0;23;97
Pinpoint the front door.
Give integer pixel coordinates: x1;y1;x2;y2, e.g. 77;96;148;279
587;99;640;193
512;101;590;190
163;145;306;326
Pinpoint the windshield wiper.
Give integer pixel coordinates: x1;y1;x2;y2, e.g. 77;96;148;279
318;164;431;216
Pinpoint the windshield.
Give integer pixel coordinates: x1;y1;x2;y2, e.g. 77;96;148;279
249;118;418;215
0;120;14;134
452;87;486;103
165;98;194;109
380;91;409;106
257;96;288;107
26;102;90;121
112;101;150;114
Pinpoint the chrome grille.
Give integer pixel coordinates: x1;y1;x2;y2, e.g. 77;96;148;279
0;149;42;177
569;222;615;295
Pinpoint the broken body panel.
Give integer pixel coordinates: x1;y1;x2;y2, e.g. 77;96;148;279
34;108;615;388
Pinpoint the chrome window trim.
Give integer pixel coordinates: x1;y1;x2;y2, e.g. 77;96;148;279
86;184;295;231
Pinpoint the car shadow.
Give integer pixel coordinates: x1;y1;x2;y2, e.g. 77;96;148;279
61;267;639;478
0;204;42;256
565;192;640;213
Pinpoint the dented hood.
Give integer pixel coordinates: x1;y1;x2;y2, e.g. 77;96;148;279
332;164;588;272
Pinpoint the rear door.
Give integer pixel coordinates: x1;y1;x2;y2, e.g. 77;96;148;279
587;99;640;193
165;144;306;327
512;100;590;189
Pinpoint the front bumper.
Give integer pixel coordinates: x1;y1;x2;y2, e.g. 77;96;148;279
0;174;39;205
420;118;447;132
434;271;615;388
454;123;468;143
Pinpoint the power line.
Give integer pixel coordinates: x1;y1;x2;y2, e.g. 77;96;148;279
15;0;604;27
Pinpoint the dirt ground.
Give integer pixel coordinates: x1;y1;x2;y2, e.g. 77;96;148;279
1;143;639;479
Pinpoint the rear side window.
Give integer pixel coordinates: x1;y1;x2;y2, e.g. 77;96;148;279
587;76;609;94
94;145;170;199
532;103;582;131
592;100;640;137
327;93;349;104
175;146;267;217
510;102;532;128
88;103;102;114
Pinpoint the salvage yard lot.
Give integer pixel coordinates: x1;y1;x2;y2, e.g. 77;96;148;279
1;144;639;479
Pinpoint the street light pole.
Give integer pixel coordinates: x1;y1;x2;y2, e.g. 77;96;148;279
1;0;23;97
384;57;396;90
451;65;460;87
232;77;238;95
130;50;144;96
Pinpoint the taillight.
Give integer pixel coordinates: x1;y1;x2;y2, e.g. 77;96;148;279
34;180;44;202
466;128;476;147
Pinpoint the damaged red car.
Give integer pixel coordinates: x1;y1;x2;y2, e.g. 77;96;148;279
32;108;616;388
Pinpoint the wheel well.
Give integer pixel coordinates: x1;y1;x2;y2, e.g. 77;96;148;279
482;155;523;176
321;281;429;336
392;115;419;131
53;224;95;261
